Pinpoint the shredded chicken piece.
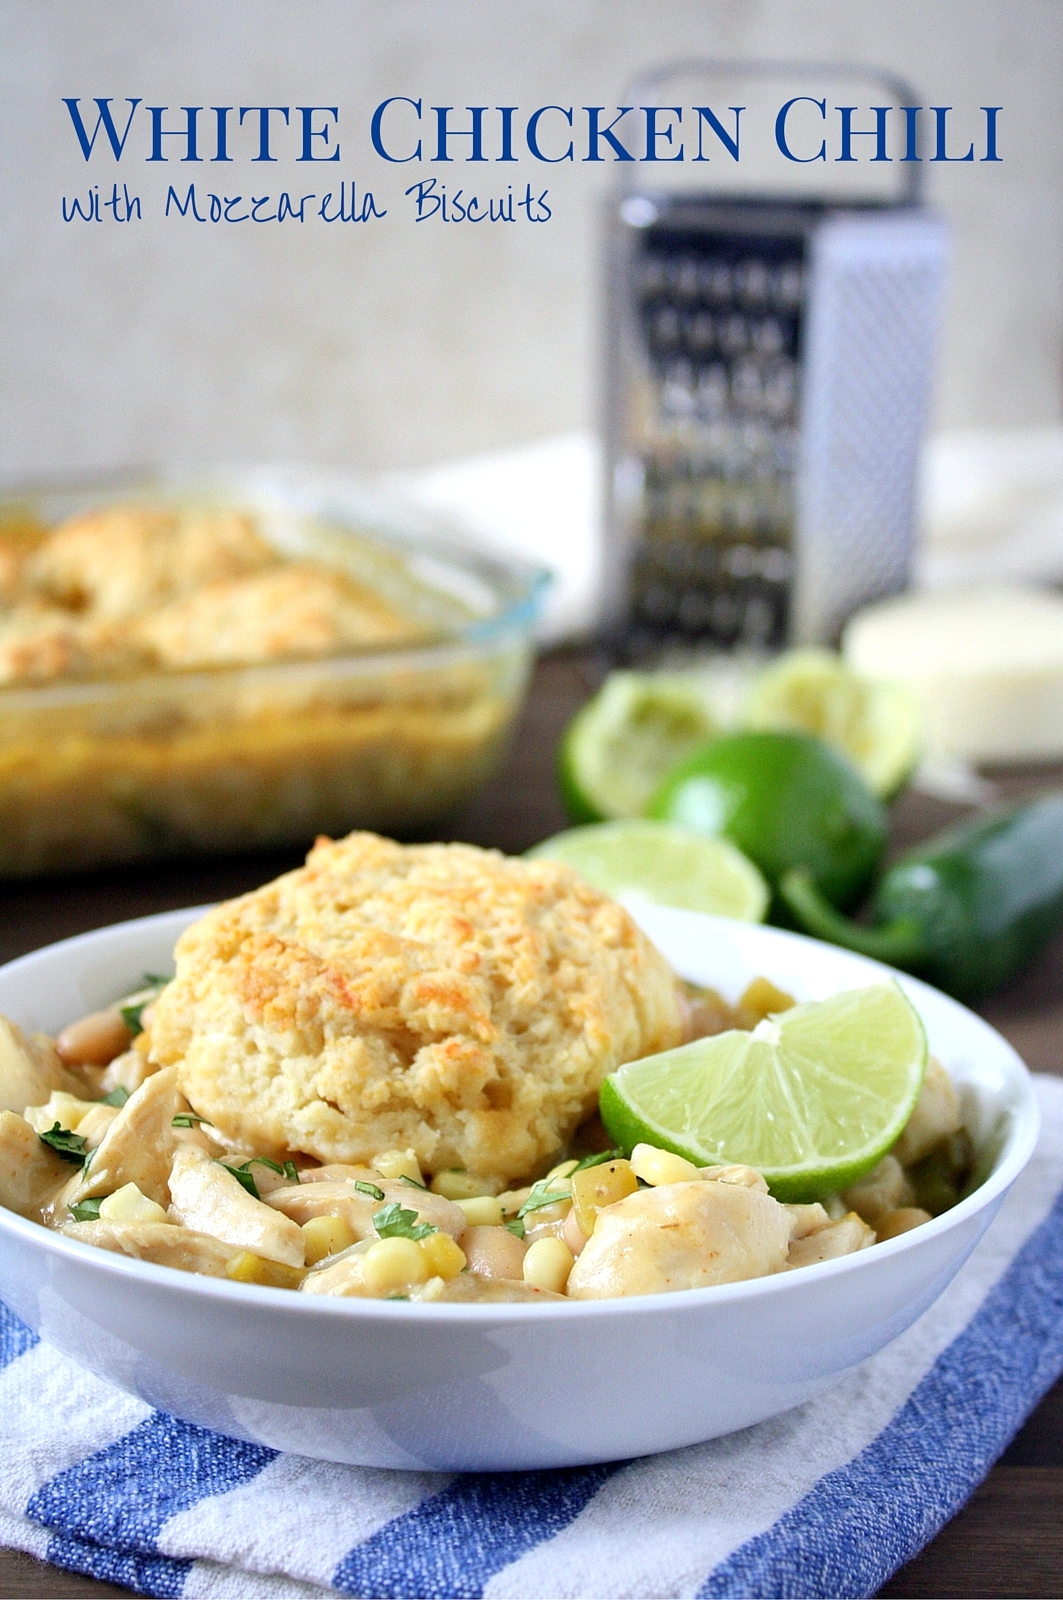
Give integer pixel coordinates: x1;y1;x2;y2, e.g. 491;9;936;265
566;1180;792;1299
62;1219;242;1276
785;1212;875;1269
168;1144;306;1267
69;1067;188;1209
0;1018;85;1115
266;1177;465;1241
0;1109;72;1216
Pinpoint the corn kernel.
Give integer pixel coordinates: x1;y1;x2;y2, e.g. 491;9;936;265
630;1144;701;1187
373;1148;424;1184
301;1214;356;1265
497;1186;531;1217
523;1236;574;1294
75;1104;120;1149
420;1231;467;1280
98;1183;168;1224
226;1251;305;1289
23;1091;98;1135
570;1159;639;1235
525;1198;571;1230
362;1236;430;1295
544;1158;579;1183
456;1195;504;1227
430;1169;492;1201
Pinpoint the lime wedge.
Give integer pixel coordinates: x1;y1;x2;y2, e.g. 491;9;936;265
559;673;719;823
528;821;769;922
600;981;927;1201
742;649;922;800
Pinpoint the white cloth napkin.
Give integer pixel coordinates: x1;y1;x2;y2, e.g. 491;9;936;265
2;1075;1062;1599
917;425;1063;592
382;434;603;646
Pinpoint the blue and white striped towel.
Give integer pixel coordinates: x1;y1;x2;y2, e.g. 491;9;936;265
3;1073;1063;1600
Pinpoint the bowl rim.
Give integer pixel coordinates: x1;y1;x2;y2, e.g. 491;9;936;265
0;905;1041;1326
0;469;552;706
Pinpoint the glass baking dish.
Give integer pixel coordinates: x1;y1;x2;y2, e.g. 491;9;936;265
0;469;549;877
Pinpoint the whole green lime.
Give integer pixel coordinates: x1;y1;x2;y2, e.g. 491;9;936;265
647;730;887;910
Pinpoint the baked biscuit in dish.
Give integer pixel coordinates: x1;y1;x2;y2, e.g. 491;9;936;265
148;833;685;1186
27;505;277;620
137;563;424;668
0;607;147;686
0;517;47;608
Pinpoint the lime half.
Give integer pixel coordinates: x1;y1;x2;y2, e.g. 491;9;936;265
600;981;927;1201
559;673;719;823
528;821;769;922
742;649;922;800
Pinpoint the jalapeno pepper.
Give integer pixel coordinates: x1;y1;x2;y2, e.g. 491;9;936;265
779;792;1063;1002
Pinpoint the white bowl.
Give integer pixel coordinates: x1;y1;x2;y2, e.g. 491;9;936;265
0;904;1039;1471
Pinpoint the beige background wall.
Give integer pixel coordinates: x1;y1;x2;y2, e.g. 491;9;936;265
1;0;1060;479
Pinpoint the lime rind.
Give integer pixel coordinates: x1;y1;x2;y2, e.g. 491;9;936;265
559;673;719;823
600;980;927;1202
527;820;769;922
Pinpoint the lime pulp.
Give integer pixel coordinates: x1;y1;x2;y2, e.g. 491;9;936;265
600;980;927;1202
742;649;922;801
528;820;769;922
558;673;720;823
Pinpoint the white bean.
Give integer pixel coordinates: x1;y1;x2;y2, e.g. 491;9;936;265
459;1223;527;1280
56;1010;131;1067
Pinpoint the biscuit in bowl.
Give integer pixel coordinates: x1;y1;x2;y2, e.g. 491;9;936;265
148;833;685;1185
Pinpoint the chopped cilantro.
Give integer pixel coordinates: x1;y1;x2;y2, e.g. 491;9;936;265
516;1179;570;1219
510;1153;619;1221
241;1156;299;1183
172;1112;210;1128
372;1202;436;1241
103;1087;130;1108
214;1156;299;1197
69;1197;103;1222
386;1292;410;1301
398;1173;428;1190
117;975;171;1037
355;1180;386;1201
119;1002;145;1036
218;1162;260;1199
504;1217;526;1239
38;1122;89;1165
572;1149;622;1172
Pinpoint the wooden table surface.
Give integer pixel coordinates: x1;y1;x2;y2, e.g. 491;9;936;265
2;648;1062;1600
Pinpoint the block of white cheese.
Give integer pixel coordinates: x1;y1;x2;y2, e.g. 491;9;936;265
842;586;1063;764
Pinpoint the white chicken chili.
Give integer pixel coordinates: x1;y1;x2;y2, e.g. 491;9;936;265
0;977;973;1305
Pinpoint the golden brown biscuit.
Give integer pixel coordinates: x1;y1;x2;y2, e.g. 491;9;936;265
0;606;147;685
149;834;684;1184
27;505;276;619
136;563;424;669
0;517;47;608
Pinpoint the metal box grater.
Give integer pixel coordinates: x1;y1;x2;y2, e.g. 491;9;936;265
602;68;949;658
